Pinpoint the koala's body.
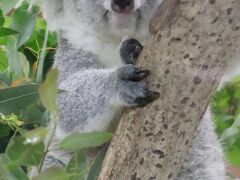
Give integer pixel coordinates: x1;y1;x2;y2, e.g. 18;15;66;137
39;0;240;179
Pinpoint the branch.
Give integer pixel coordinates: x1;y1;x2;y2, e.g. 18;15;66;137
98;0;240;179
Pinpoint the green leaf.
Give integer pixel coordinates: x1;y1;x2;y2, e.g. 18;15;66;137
67;151;86;180
6;136;44;166
87;146;108;180
36;26;49;83
0;84;40;114
0;27;18;37
0;9;4;27
0;48;8;72
32;166;69;180
0;0;18;14
6;36;24;78
0;124;10;137
39;69;58;113
40;110;50;127
226;141;240;167
23;127;48;145
0;154;29;180
18;52;30;78
231;114;240;128
21;103;45;124
10;3;38;47
0;80;8;89
220;127;240;145
48;31;57;47
220;114;240;145
0;71;11;85
59;132;112;151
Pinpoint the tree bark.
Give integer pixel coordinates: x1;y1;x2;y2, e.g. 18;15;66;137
98;0;240;179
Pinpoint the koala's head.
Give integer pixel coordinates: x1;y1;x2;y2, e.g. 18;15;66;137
42;0;163;39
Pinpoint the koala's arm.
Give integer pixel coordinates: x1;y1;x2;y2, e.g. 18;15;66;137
56;65;159;134
54;39;159;134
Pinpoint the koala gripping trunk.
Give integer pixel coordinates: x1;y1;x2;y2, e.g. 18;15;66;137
98;0;240;179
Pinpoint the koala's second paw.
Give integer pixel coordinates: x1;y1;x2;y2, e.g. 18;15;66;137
120;38;143;65
117;65;159;107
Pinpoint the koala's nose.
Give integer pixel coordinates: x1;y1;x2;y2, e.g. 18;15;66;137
111;0;134;13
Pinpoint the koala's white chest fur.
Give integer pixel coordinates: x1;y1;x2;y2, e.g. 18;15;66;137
61;21;122;67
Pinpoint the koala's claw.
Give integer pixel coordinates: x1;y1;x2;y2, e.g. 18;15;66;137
118;65;150;82
120;38;143;65
128;69;150;82
135;91;160;107
117;65;158;107
130;43;143;61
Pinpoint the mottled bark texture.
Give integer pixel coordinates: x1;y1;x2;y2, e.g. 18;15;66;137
98;0;240;179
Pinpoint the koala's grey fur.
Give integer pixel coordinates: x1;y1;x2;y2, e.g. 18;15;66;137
38;0;240;179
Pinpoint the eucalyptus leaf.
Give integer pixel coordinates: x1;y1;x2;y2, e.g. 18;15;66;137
0;154;29;180
0;84;39;114
18;52;30;79
0;48;8;72
0;0;18;14
231;114;240;128
226;143;240;167
59;132;112;151
0;72;11;85
32;166;69;180
220;127;240;145
39;69;58;113
6;36;24;78
6;136;44;166
0;124;10;137
23;127;48;145
10;3;38;47
0;27;18;37
0;80;8;89
36;26;49;83
87;146;108;180
0;9;4;27
21;103;45;124
67;151;86;180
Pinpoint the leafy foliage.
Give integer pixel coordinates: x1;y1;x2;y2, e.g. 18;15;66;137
0;2;112;179
0;84;39;114
212;77;240;168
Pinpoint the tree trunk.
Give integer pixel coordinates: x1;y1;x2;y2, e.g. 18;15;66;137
98;0;240;179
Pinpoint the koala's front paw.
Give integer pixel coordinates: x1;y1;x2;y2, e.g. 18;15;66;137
117;65;159;107
120;38;143;65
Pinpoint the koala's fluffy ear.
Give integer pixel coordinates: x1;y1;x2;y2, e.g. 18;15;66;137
41;0;63;29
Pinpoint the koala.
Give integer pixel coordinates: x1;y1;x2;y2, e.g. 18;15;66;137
39;0;239;179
